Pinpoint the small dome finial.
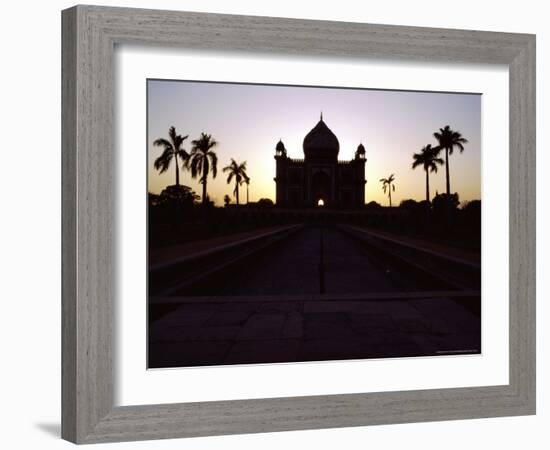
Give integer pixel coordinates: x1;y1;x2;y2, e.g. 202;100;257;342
355;142;366;159
276;138;287;155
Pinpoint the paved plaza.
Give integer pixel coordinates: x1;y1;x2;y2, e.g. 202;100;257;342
149;293;480;367
149;226;481;368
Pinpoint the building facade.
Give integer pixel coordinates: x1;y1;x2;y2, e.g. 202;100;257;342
274;115;366;208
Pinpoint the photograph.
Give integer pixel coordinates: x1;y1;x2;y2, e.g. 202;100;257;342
147;79;482;368
1;0;541;446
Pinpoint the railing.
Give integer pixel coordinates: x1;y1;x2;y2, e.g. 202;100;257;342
339;224;481;292
149;224;303;296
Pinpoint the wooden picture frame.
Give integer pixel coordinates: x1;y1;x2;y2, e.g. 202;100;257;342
62;5;536;444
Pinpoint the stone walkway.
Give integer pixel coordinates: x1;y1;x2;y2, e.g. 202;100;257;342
149;226;481;368
188;227;418;297
149;294;480;368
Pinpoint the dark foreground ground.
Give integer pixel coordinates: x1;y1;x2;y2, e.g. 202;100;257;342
149;226;481;368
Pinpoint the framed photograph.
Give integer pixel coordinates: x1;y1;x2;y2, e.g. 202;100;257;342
62;5;536;444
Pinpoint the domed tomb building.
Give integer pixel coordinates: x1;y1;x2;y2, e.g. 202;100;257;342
274;115;366;208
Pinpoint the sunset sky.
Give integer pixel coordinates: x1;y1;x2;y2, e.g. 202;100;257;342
147;79;481;206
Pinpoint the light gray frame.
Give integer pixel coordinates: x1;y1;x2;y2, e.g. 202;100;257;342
62;5;536;444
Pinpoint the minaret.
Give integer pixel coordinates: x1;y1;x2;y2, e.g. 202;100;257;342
274;139;287;206
354;142;367;207
355;142;366;160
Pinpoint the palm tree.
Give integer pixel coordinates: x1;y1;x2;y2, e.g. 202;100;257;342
379;174;396;207
412;144;444;203
153;126;189;186
223;159;248;205
433;125;468;196
187;133;219;206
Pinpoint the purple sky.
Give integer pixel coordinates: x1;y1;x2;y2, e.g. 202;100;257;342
148;79;481;206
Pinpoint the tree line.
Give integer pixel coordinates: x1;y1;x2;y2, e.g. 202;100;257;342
153;126;250;206
379;125;469;207
154;124;470;209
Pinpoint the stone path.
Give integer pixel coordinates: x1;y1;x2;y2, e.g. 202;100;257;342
149;294;480;368
200;227;415;296
149;226;480;368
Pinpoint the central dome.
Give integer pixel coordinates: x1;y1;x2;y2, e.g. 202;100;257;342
303;116;339;161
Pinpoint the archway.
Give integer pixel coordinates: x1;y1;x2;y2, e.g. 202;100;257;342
312;171;330;207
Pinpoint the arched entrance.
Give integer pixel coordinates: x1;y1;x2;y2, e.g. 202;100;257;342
312;171;330;207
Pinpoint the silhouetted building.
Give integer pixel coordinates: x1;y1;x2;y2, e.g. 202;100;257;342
274;115;366;208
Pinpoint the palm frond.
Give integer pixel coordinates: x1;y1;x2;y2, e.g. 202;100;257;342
223;158;247;186
176;148;189;162
412;144;444;173
175;134;189;150
189;153;202;179
412;156;422;169
153;148;174;173
153;138;172;149
209;151;218;178
433;126;468;155
168;126;177;143
192;133;218;152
